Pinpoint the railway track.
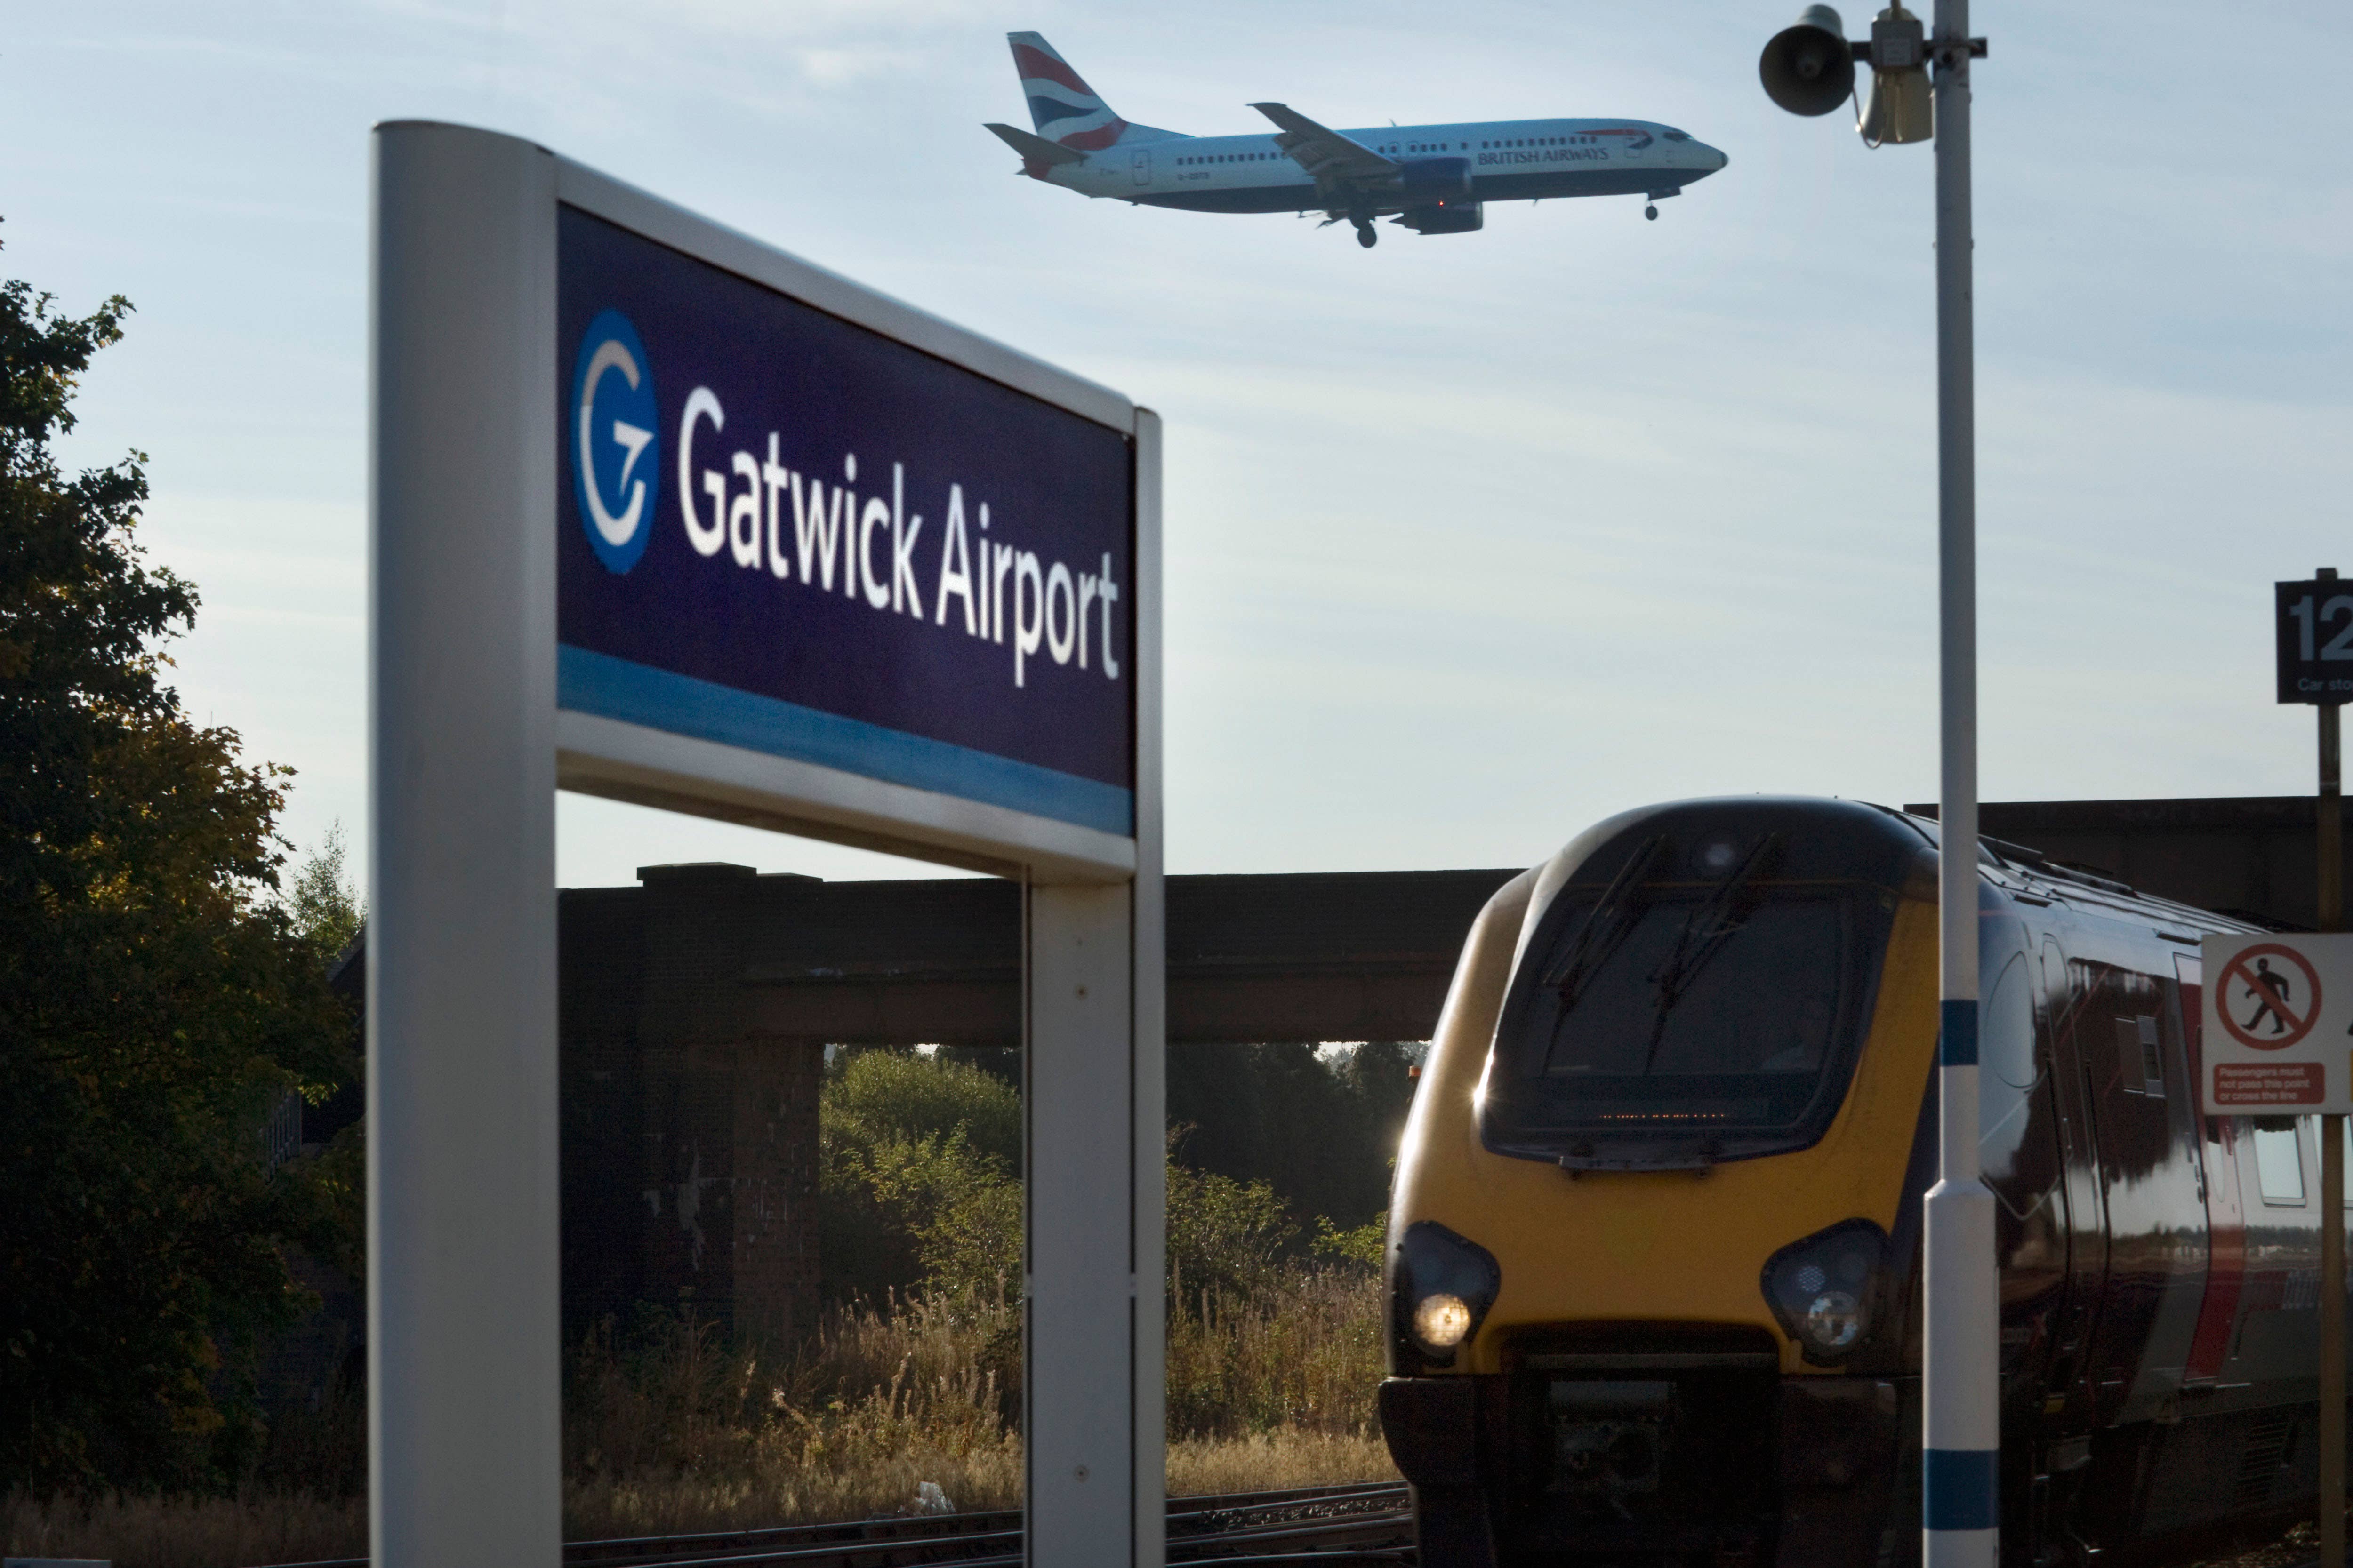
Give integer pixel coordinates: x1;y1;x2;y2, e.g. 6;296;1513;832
251;1480;1414;1568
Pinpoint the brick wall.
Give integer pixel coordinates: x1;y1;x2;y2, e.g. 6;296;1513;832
558;864;826;1350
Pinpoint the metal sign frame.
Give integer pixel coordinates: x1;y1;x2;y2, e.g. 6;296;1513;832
369;120;1164;1568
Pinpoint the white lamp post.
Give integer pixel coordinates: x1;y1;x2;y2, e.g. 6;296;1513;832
1759;8;1995;1566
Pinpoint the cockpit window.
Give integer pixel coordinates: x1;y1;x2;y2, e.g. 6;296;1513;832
1532;893;1851;1082
1480;808;1912;1170
1662;129;1690;142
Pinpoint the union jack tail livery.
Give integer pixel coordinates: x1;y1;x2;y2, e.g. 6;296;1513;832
1008;31;1133;152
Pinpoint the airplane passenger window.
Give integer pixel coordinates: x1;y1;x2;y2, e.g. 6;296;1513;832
2254;1119;2306;1205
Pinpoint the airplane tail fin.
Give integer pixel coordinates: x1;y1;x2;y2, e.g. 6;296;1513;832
1006;31;1132;152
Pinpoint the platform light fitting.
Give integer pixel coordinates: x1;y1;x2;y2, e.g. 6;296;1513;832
1858;5;1933;145
1758;5;1855;117
1762;3;1955;147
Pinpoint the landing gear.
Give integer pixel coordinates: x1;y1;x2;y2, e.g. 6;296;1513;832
1354;219;1378;248
1645;204;1659;221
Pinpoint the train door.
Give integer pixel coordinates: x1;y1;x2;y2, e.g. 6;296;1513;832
2178;952;2249;1386
2041;936;2107;1426
2065;956;2207;1425
2232;1113;2321;1385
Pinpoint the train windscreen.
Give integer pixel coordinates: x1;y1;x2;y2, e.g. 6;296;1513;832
1481;809;1910;1168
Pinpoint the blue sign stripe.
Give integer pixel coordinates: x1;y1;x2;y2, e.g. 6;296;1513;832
1924;1447;1998;1532
1939;998;1978;1067
559;645;1134;838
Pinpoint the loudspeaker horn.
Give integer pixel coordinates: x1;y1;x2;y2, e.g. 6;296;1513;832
1759;5;1855;118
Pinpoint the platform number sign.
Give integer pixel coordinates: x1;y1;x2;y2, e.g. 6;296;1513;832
2277;578;2353;704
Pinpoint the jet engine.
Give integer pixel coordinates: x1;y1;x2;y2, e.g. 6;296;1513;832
1400;202;1484;236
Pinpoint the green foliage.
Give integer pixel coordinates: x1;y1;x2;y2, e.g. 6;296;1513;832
285;823;363;967
822;1048;1020;1169
0;248;354;1493
1166;1151;1295;1300
1167;1043;1420;1230
818;1050;1331;1320
852;1129;1022;1307
818;1051;1023;1307
1311;1213;1389;1270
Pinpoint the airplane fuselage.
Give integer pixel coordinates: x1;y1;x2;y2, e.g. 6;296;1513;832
1041;118;1725;216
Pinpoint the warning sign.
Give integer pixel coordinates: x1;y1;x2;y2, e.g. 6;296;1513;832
2203;934;2353;1115
2217;944;2323;1050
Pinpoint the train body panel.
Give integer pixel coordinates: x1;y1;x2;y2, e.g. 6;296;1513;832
1379;796;2344;1568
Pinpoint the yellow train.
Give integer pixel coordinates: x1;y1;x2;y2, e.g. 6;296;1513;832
1380;797;2332;1567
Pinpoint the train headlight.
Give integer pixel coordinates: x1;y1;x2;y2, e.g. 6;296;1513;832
1761;1220;1887;1366
1802;1289;1865;1353
1393;1221;1502;1368
1412;1292;1474;1350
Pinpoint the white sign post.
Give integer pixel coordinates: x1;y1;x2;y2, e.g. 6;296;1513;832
370;120;1163;1568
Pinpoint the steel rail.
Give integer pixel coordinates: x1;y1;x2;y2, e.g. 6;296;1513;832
243;1482;1413;1568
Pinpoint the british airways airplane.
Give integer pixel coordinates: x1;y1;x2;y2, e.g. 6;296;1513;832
984;32;1728;248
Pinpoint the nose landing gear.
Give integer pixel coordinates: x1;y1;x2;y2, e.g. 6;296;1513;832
1353;218;1378;248
1645;204;1659;221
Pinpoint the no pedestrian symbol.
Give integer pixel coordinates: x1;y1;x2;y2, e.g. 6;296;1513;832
2219;943;2323;1050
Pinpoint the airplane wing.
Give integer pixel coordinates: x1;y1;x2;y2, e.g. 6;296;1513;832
985;122;1087;166
1249;103;1397;184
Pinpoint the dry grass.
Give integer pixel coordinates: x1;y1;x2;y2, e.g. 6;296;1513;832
4;1267;1396;1567
1165;1264;1383;1439
0;1489;365;1568
1168;1431;1397;1497
561;1290;1024;1540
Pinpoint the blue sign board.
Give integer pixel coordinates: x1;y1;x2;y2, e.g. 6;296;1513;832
557;206;1135;836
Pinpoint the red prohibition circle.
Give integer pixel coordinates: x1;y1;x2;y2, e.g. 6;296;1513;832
2217;943;2323;1051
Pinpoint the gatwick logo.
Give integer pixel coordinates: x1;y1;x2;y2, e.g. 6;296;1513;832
571;310;660;574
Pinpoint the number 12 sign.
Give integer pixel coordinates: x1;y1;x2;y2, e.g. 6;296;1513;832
2278;578;2353;704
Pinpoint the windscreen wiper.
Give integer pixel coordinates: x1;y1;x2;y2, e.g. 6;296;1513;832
1639;832;1783;1069
1540;835;1663;1015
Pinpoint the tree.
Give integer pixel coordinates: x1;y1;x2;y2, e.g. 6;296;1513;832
286;821;365;965
0;245;354;1492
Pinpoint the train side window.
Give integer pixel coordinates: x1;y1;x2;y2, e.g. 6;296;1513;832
2112;1015;2163;1096
2136;1015;2163;1096
2253;1118;2306;1205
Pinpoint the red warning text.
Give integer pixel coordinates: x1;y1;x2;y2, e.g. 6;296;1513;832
2212;1062;2327;1107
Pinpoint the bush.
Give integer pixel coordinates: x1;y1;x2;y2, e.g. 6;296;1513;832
1167;1154;1295;1301
1168;1043;1418;1231
819;1051;1023;1308
824;1050;1019;1168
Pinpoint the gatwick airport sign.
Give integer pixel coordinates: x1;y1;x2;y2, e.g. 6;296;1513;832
372;121;1163;1568
560;207;1136;840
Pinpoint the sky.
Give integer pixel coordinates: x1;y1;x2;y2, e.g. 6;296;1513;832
8;0;2350;895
